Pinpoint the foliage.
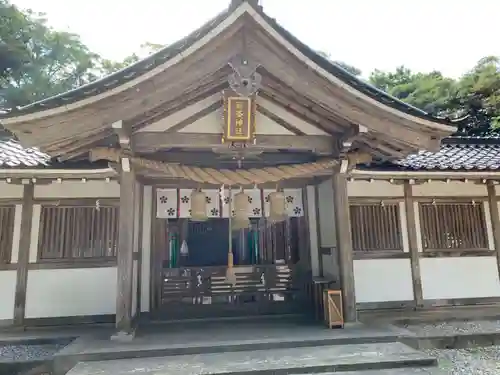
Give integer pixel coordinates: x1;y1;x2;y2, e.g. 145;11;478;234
368;58;500;135
99;42;164;75
0;0;102;108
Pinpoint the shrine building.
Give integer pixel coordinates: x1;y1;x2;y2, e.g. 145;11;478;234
0;0;499;334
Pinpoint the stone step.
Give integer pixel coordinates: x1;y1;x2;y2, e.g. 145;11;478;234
65;342;437;375
55;323;405;364
298;370;446;375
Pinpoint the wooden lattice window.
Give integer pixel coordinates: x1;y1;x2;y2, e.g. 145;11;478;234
0;206;15;264
38;202;119;260
350;203;403;252
418;202;488;251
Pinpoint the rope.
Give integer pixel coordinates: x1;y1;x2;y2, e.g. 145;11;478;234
90;147;370;185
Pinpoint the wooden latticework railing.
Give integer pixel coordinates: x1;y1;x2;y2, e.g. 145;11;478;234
419;202;488;251
349;203;402;252
38;203;119;260
0;205;15;264
161;264;294;305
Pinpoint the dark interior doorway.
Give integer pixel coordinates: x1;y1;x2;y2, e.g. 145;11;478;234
185;219;229;267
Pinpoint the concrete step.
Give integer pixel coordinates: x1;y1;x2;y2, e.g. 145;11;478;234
64;342;437;375
54;322;405;364
298;370;446;375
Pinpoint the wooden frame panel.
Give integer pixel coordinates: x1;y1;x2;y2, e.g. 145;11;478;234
37;199;120;262
349;199;404;255
0;205;15;265
418;200;489;252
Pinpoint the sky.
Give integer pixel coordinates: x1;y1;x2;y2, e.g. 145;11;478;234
11;0;500;79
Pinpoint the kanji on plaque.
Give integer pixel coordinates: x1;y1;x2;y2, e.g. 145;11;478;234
223;92;254;142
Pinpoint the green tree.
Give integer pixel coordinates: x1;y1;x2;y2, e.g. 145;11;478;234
0;0;101;108
369;66;456;115
452;56;500;133
369;59;500;135
100;42;164;74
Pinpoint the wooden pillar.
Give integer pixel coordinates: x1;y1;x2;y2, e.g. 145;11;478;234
13;183;34;327
115;165;136;335
487;182;500;281
332;172;357;322
404;181;423;308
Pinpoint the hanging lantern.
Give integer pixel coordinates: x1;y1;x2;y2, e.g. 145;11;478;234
190;189;208;222
232;191;250;230
269;191;286;223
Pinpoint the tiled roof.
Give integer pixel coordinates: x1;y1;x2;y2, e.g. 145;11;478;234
0;1;460;127
0;138;50;168
368;136;500;171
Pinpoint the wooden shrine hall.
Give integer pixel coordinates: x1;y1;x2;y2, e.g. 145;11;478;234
1;0;500;336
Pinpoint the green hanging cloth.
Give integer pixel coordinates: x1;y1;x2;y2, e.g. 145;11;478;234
169;233;178;268
246;229;254;264
253;229;259;264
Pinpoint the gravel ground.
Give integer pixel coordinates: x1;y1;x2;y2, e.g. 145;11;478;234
426;346;500;374
403;320;500;337
402;320;500;374
0;343;65;362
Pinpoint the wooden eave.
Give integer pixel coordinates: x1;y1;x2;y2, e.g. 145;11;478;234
1;1;456;161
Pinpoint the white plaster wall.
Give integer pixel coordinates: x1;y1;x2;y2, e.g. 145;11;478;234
0;271;16;320
306;186;319;276
421;257;500;300
25;268;117;318
28;205;41;263
317;179;336;248
34;181;120;198
413;181;487;197
141;186;152;312
354;259;414;303
9;204;22;264
348;181;404;197
0;182;23;198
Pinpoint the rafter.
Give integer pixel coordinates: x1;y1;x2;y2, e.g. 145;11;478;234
261;74;349;132
130;70;229;130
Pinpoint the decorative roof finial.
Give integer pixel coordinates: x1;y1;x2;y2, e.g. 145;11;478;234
229;0;261;10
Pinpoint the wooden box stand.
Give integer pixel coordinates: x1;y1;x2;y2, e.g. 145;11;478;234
323;289;344;329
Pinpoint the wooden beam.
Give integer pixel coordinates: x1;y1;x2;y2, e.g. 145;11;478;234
112;120;131;152
404;181;424;308
115;167;136;336
332;169;357;322
487;182;500;283
336;124;369;157
314;183;324;277
132;133;334;154
13;183;34;327
261;75;350;131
